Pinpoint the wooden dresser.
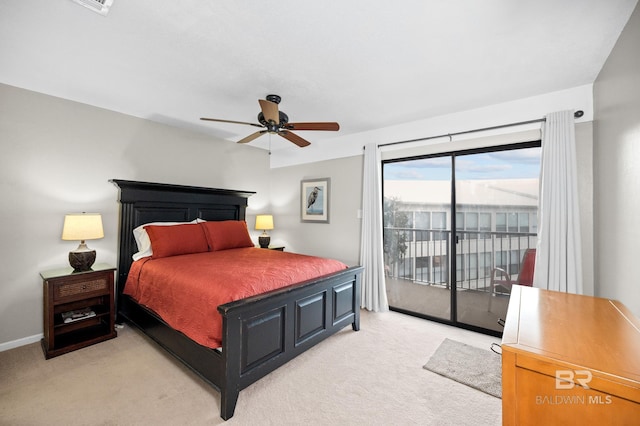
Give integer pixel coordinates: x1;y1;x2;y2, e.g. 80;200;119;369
501;285;640;425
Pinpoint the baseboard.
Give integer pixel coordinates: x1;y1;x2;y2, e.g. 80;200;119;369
0;333;43;352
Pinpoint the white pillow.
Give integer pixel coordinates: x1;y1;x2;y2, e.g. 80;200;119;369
132;220;198;260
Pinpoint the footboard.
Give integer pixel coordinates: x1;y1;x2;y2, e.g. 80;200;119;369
218;265;363;420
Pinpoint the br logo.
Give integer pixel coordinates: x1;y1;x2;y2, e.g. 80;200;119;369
555;370;592;390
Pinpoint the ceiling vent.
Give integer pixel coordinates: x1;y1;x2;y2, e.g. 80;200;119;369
71;0;114;16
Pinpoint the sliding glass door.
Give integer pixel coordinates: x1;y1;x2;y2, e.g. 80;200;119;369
383;157;452;322
453;147;540;332
383;142;541;335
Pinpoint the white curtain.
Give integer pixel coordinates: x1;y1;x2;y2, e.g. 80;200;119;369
534;110;583;294
360;143;389;311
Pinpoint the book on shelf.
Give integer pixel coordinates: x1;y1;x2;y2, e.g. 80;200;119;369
62;307;96;323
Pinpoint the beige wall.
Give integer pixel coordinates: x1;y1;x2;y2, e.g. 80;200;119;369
593;3;640;317
0;83;271;347
268;155;363;267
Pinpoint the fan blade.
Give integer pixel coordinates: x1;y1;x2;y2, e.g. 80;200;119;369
278;130;311;147
259;99;279;124
285;122;340;131
200;117;264;128
237;131;267;144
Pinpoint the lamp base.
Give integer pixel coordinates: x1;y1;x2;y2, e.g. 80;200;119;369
258;235;271;249
69;250;96;272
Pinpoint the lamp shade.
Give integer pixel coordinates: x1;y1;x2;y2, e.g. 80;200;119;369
255;215;274;231
62;213;104;241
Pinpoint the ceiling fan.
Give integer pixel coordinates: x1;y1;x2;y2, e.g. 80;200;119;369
200;94;339;147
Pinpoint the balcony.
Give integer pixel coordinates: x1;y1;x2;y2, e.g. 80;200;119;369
384;227;537;333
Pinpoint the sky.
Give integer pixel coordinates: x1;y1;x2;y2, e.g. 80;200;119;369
383;147;541;181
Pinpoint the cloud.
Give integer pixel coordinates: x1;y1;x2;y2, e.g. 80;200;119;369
385;168;426;180
488;149;541;164
391;157;449;168
384;146;541;180
456;158;512;175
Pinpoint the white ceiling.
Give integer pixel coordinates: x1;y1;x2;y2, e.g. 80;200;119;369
0;0;637;155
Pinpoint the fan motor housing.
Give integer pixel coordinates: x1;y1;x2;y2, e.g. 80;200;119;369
258;111;289;129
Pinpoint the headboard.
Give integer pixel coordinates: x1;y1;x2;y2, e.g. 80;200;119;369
110;179;255;311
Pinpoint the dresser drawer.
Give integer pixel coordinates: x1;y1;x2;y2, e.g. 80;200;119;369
53;277;108;301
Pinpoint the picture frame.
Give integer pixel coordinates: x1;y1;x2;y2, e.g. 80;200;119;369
301;178;330;223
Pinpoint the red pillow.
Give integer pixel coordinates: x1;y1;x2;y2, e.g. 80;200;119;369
200;220;254;251
145;223;209;258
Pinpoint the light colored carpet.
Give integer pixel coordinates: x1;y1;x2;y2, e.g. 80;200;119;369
423;338;502;398
0;310;501;425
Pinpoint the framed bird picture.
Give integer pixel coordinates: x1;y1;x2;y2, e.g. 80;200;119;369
301;178;330;223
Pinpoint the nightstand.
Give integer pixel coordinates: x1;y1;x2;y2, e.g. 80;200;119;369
264;246;285;251
41;263;117;359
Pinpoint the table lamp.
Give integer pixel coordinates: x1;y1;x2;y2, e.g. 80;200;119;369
61;212;104;271
255;215;274;248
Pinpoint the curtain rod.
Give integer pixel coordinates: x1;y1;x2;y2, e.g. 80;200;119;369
377;110;584;149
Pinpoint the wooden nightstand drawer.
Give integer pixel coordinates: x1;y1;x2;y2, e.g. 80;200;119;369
54;278;108;300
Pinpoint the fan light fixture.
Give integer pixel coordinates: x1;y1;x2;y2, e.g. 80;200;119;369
255;215;274;248
61;212;104;271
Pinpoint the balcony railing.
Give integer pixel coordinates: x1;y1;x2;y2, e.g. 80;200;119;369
383;227;536;292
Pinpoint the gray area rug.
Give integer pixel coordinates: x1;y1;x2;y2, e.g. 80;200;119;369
423;338;502;398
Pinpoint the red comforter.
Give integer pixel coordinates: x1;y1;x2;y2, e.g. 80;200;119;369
124;248;348;348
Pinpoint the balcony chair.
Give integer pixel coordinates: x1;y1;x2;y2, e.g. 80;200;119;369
488;248;536;311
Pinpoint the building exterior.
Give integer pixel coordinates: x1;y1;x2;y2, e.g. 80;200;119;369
383;178;538;291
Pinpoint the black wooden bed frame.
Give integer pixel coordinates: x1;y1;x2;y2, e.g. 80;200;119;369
111;179;363;420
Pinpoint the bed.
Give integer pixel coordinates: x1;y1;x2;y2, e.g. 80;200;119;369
111;179;363;420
